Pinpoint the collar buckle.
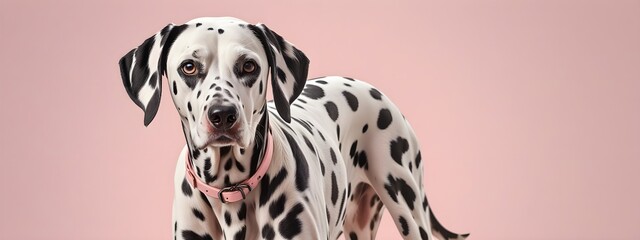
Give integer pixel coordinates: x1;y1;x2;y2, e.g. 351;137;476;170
218;183;252;203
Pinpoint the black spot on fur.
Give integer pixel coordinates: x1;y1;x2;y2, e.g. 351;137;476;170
370;218;376;231
200;191;212;209
331;172;339;205
415;151;422;167
234;160;245;173
349;141;358;158
276;67;287;83
292;117;314;135
195;23;202;27
224;211;232;226
423;195;429;212
326;207;331;225
330;148;337;164
370;88;382;100
355;151;369;169
224;89;234;99
181;178;192;197
399;216;409;235
301;84;325;99
191;149;200;159
317;130;326;141
192;208;205;221
349;140;358;158
278;203;305;238
203;158;217;183
384;175;399;203
377;108;393;129
262;224;276;240
224;158;233;171
390;137;410;165
383;174;417;209
349;232;358;240
220;146;232;156
218;29;225;34
187;102;192;112
420;227;429;240
362;124;368;133
173;81;178;95
182;230;213;240
269;194;287;219
260;167;288;206
224;175;231;186
324;101;339;121
342;91;359;111
207;27;214;31
233;226;246;240
283;132;309;191
335;189;346;226
238;203;247;220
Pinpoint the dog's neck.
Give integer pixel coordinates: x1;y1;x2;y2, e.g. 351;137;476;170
182;111;269;189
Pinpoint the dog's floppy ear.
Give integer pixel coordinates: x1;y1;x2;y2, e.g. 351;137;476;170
249;23;310;123
119;24;187;126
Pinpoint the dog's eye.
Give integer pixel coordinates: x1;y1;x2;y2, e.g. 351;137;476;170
242;60;257;74
181;61;198;76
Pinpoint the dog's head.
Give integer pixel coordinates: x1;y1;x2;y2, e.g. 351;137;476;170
119;17;309;149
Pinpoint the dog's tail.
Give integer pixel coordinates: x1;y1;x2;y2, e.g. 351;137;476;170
428;207;469;240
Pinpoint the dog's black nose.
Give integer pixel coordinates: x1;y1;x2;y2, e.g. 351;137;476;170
207;105;238;129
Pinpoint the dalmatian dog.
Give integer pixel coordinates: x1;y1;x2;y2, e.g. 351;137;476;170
119;17;467;240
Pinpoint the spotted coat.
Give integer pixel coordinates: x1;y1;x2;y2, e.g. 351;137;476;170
118;17;467;240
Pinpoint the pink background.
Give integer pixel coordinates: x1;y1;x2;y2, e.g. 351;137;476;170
1;0;639;239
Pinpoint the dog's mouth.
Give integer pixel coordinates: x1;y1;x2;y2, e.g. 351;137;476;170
210;134;236;146
196;130;243;149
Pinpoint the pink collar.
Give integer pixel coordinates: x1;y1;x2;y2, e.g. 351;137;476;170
184;132;273;203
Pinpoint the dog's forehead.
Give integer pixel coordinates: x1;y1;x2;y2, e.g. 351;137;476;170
166;17;262;63
170;17;258;52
